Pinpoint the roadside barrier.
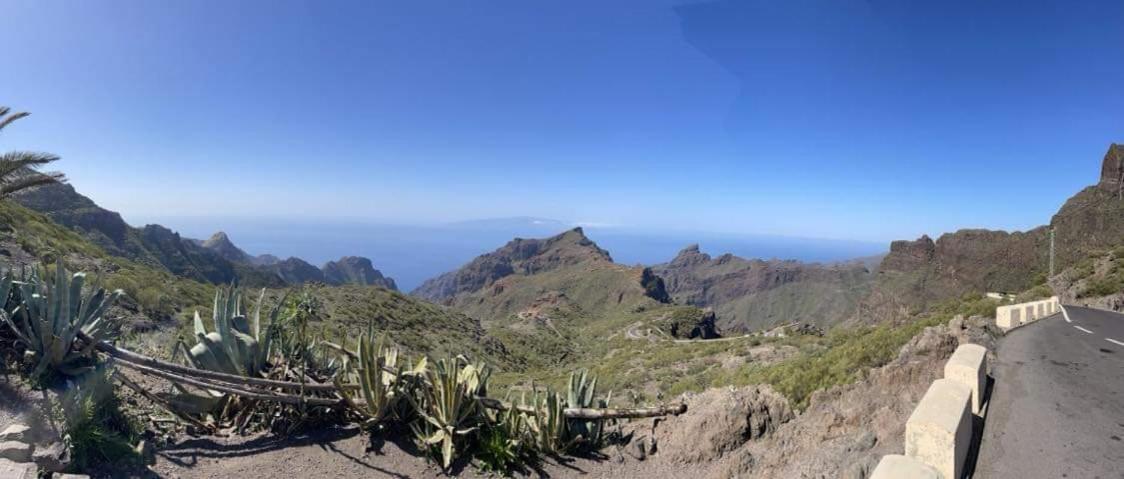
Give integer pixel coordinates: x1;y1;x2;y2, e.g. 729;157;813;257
995;296;1059;330
870;343;987;479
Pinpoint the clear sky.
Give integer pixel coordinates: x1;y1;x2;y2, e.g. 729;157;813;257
2;0;1122;243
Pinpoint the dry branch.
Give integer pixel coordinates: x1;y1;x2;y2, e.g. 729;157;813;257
83;333;687;420
114;359;343;407
82;333;341;392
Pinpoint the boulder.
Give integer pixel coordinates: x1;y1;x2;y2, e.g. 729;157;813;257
31;441;69;473
0;441;32;462
0;425;31;442
657;385;792;463
0;458;36;479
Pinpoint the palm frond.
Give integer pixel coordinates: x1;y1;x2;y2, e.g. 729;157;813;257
0;172;66;197
0;109;29;133
0;151;62;177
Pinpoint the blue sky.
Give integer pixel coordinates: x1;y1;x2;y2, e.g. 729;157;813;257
2;0;1122;243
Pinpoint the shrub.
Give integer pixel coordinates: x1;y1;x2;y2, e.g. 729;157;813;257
58;365;140;472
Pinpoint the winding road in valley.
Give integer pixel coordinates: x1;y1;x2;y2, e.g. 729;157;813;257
974;306;1124;478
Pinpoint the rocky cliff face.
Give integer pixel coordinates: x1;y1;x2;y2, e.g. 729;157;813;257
871;144;1124;316
322;256;398;290
412;227;613;302
1097;143;1124;191
652;244;876;332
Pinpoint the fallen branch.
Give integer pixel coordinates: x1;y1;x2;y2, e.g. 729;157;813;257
113;369;212;430
115;359;344;407
83;333;688;420
81;333;340;392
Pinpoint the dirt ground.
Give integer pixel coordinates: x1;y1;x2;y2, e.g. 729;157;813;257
149;425;697;479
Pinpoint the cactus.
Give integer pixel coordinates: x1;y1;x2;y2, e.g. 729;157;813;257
0;260;123;380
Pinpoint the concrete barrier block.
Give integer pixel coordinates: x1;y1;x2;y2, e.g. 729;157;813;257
995;305;1018;329
906;379;973;479
945;343;987;414
870;454;941;479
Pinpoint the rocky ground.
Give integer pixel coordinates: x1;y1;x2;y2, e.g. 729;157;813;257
0;375;88;478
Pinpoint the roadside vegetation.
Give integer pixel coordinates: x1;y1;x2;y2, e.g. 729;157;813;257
0;263;673;475
1074;246;1124;298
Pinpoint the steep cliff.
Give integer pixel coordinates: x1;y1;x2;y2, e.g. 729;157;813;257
871;143;1124;317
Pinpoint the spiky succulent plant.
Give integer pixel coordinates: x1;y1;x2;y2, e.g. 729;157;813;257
182;286;277;376
0;259;123;380
338;332;426;427
407;356;490;470
0;260;123;381
566;368;610;447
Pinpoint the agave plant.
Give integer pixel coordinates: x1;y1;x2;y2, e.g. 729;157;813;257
337;332;426;427
0;260;123;380
157;287;280;423
407;356;491;470
525;386;569;454
180;286;276;377
566;369;611;447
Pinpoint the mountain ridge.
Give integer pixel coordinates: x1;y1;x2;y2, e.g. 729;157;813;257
12;182;397;289
651;244;876;332
867;143;1124;319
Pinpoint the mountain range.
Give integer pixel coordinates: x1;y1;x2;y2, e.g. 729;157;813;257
11;182;398;290
8;143;1124;342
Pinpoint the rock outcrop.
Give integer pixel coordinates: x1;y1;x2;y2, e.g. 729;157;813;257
1097;143;1124;191
322;256;398;289
656;385;793;464
200;231;251;264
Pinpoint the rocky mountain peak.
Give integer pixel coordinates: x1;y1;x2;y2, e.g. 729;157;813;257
322;256;398;290
200;231;250;263
1099;143;1124;190
204;231;232;245
670;244;711;267
412;228;614;302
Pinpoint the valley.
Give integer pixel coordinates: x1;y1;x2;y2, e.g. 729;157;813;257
3;140;1124;478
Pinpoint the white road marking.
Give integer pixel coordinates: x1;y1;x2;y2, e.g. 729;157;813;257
1060;305;1072;323
1074;325;1094;334
1107;338;1124;347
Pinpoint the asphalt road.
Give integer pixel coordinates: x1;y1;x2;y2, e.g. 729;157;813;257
974;306;1124;479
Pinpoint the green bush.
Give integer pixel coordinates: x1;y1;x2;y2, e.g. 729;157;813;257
58;366;140;472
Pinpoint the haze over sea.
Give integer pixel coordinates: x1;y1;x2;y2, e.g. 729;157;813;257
133;216;885;291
